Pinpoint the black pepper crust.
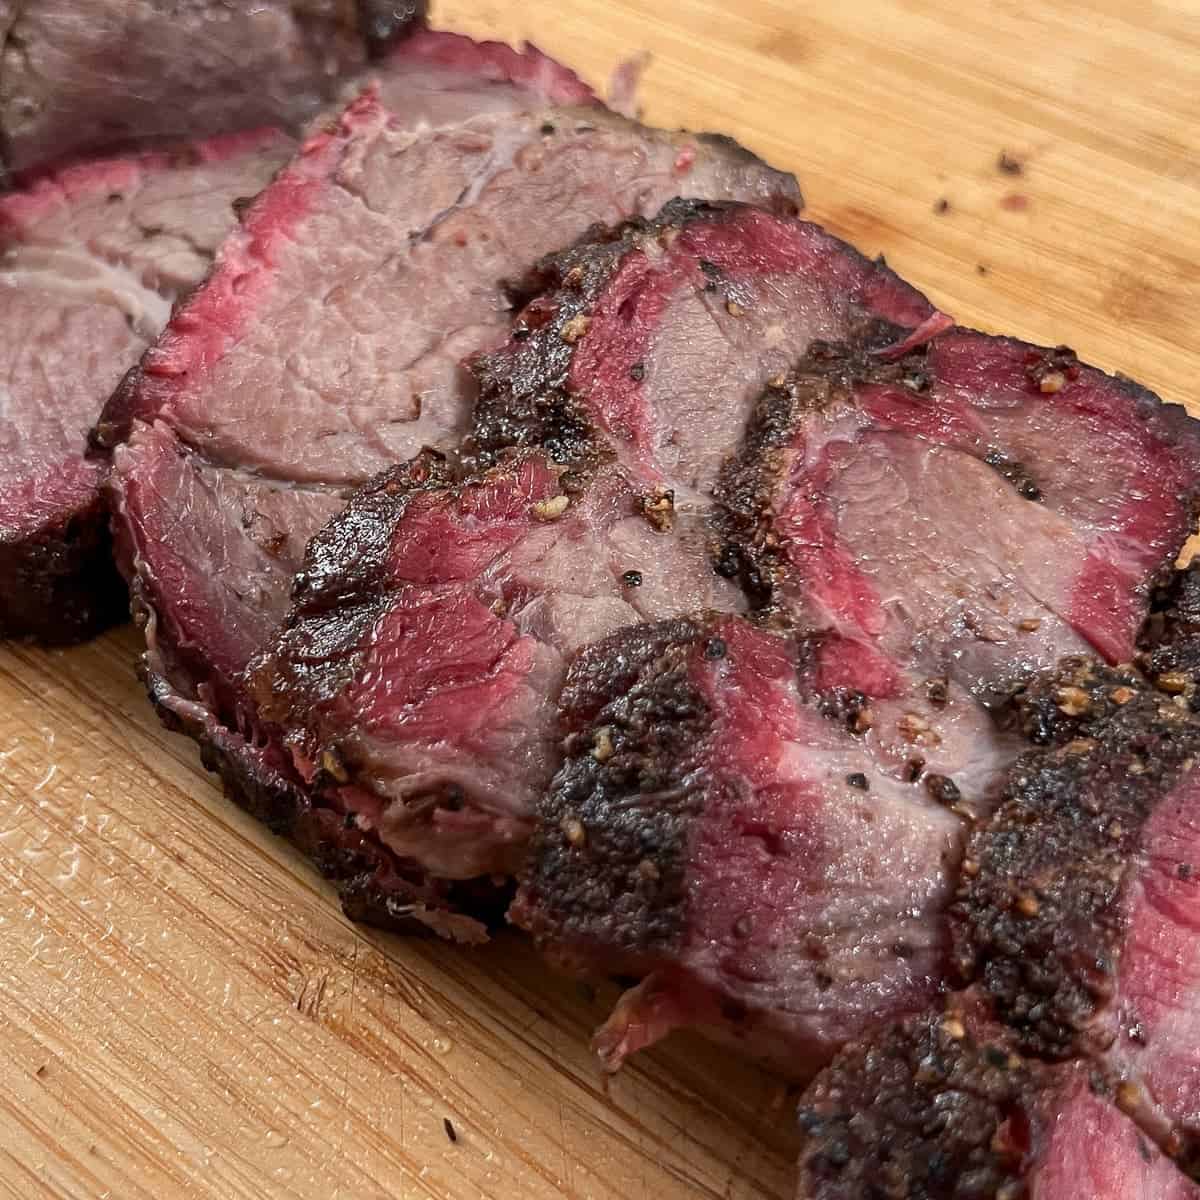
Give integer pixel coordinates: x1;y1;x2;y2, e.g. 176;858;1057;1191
952;660;1200;1060
246;451;452;724
468;198;732;473
1139;559;1200;699
796;1014;1048;1200
512;617;713;962
289;449;452;612
716;330;1200;629
0;488;127;643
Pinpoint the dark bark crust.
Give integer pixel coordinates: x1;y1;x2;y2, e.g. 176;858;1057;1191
713;331;914;614
715;331;1200;638
797;642;1200;1195
247;451;452;725
514;617;711;962
797;1015;1051;1200
0;490;127;643
1140;559;1200;696
469;198;809;475
952;661;1200;1061
468;199;716;473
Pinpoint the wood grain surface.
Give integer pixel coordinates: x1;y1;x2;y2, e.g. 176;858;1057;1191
2;2;1198;1197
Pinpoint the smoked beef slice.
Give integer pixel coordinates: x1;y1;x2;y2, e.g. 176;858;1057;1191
101;62;802;936
0;129;293;641
796;1013;1199;1200
512;613;967;1076
245;199;939;925
796;662;1200;1197
0;0;425;177
718;330;1200;796
513;332;1200;1076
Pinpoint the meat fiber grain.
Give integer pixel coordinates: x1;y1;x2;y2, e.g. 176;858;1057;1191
797;663;1200;1198
0;129;292;641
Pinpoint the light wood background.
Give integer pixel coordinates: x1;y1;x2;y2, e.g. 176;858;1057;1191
2;2;1198;1197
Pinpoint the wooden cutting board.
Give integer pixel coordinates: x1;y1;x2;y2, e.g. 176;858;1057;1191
2;2;1198;1197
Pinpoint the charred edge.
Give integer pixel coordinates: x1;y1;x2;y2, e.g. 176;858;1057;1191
712;329;917;616
245;451;469;729
244;594;388;732
1010;655;1149;747
952;659;1200;1059
143;669;506;935
468;237;615;472
796;1016;1041;1200
468;200;772;473
289;450;452;611
356;0;427;56
0;492;127;643
1139;560;1200;702
558;615;706;729
516;619;711;957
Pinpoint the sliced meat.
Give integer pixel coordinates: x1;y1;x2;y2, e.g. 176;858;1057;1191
512;614;964;1077
109;420;344;697
0;129;293;642
101;74;802;934
246;451;743;889
0;0;424;177
513;328;1200;1077
240;200;936;932
794;660;1200;1198
101;92;799;699
718;330;1200;801
795;1013;1200;1200
470;198;940;505
98;113;799;481
954;660;1200;1177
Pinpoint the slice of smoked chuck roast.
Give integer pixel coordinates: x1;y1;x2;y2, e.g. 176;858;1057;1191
514;335;1200;1074
100;69;803;937
246;452;745;886
717;330;1200;803
244;200;936;936
0;0;425;178
511;614;966;1077
0;129;293;642
796;663;1200;1198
